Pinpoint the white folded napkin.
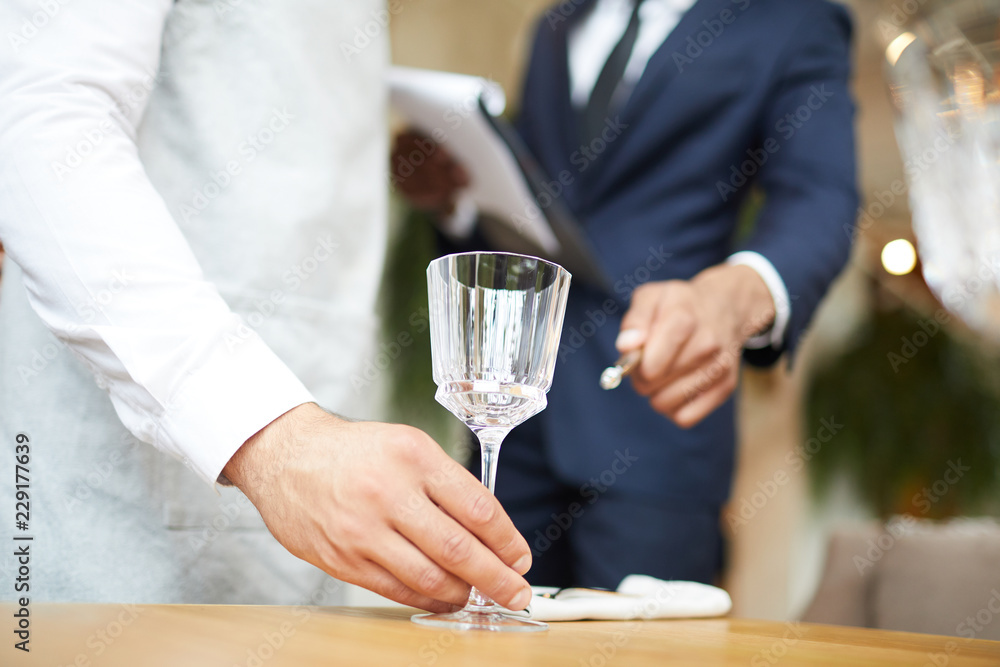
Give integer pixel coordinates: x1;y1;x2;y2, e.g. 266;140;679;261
502;575;732;622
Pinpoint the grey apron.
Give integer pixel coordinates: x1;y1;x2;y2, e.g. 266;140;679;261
0;0;389;604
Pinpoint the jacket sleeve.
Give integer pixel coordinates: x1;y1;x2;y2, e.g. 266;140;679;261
0;0;314;484
739;1;859;367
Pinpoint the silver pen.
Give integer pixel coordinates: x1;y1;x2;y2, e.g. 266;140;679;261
599;350;642;390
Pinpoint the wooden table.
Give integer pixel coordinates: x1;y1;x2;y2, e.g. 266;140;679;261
9;604;1000;666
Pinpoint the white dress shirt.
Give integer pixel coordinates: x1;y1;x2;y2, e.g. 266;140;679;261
0;0;388;486
0;0;390;605
567;0;699;108
568;0;791;347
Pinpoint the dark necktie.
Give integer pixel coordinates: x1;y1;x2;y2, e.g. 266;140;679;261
581;0;644;146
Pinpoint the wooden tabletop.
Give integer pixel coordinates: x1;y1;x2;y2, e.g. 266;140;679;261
9;603;1000;666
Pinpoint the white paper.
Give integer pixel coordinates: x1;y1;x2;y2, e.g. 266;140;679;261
387;66;561;253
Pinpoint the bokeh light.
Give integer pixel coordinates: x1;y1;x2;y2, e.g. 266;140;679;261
881;239;918;276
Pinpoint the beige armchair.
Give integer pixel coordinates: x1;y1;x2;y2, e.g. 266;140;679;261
802;519;1000;640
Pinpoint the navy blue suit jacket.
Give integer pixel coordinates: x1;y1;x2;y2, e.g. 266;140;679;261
486;0;858;507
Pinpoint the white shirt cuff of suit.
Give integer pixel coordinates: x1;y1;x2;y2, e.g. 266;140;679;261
726;251;790;350
437;193;479;239
162;330;317;488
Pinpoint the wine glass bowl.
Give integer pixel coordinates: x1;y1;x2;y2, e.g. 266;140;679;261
413;252;571;632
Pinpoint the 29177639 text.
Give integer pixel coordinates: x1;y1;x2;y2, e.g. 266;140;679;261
13;432;31;653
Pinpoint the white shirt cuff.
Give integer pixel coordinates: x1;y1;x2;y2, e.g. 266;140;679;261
726;251;790;350
436;193;479;239
143;326;316;488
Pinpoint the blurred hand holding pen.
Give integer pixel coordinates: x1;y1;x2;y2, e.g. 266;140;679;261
600;349;642;390
601;328;645;390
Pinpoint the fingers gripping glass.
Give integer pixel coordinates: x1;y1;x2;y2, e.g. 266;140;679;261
413;252;571;632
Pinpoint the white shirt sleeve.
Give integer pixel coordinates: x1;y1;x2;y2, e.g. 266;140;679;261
726;251;791;349
0;0;315;485
436;193;480;239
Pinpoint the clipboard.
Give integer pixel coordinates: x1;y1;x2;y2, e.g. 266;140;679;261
388;66;611;290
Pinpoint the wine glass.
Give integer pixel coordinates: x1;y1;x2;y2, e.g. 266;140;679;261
882;0;1000;335
412;251;571;632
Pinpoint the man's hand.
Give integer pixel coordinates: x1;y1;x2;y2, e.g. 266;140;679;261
391;130;468;216
223;403;533;613
616;264;776;428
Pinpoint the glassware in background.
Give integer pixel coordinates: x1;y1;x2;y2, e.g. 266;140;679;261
882;0;1000;336
413;251;571;632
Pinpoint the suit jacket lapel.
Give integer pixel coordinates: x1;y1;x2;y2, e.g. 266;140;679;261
533;0;599;208
622;0;732;121
579;0;733;202
551;9;581;172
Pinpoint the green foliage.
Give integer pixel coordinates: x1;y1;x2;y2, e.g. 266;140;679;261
806;307;1000;518
733;187;765;246
381;208;457;450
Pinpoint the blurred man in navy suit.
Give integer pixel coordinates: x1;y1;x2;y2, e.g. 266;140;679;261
394;0;857;588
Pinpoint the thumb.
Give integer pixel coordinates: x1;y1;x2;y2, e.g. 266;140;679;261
616;286;658;352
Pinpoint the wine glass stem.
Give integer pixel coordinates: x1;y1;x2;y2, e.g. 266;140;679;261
476;427;507;494
469;427;509;608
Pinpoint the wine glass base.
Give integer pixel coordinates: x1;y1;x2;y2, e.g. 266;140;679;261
411;608;548;632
